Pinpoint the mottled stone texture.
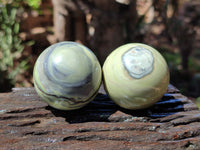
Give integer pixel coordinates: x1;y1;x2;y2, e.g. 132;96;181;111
0;85;200;150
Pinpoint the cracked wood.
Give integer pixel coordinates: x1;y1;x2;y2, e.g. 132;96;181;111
0;85;200;150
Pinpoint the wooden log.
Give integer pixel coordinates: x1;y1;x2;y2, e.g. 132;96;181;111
0;85;200;150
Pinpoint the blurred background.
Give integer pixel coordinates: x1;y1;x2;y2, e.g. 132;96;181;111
0;0;200;106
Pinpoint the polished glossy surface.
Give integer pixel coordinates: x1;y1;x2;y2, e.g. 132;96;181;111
103;43;170;110
33;41;102;110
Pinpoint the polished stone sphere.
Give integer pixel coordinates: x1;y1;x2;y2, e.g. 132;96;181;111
103;43;170;110
33;41;102;110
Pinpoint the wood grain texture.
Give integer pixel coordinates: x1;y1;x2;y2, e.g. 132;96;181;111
0;85;200;150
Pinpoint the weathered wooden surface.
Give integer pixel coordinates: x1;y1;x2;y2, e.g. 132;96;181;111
0;85;200;150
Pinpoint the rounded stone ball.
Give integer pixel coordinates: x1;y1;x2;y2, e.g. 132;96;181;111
33;41;102;110
103;43;170;110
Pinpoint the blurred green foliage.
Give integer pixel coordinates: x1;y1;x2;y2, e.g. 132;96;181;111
0;0;41;8
162;52;181;70
0;3;26;91
0;0;41;91
25;0;41;9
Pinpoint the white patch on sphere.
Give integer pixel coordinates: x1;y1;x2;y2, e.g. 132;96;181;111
122;46;154;79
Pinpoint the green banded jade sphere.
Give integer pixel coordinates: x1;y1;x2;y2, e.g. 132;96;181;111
33;41;102;110
103;43;170;110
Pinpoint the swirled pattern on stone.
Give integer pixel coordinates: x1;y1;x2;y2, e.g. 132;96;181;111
33;41;102;110
122;46;154;79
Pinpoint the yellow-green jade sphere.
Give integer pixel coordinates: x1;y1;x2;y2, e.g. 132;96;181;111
103;43;170;110
33;41;102;110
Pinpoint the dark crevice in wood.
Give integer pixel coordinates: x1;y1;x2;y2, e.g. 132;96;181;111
7;108;38;114
24;131;49;136
172;118;200;126
161;94;176;100
7;120;41;127
62;134;139;142
150;114;185;123
63;135;98;141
